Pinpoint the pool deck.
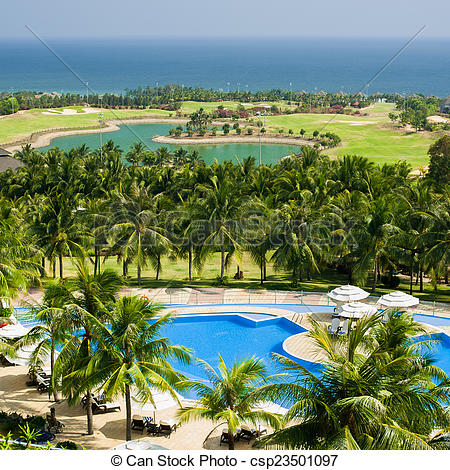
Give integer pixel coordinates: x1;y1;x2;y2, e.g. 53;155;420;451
0;365;268;450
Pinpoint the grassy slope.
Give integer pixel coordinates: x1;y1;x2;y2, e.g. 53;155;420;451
53;252;449;303
264;103;441;166
1;102;447;165
0;107;171;144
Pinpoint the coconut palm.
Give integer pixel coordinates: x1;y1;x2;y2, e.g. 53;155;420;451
66;296;191;441
107;183;171;285
177;355;282;450
197;168;245;279
14;293;73;401
351;197;399;292
256;314;450;450
0;199;41;298
51;260;122;433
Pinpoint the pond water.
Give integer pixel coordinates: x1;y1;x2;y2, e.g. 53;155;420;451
40;123;300;165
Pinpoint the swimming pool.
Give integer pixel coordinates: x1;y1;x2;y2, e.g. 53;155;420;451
12;307;450;394
157;313;318;397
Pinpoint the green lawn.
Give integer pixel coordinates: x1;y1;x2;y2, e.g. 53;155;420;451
1;102;447;166
0;107;172;145
47;252;450;303
263;103;444;166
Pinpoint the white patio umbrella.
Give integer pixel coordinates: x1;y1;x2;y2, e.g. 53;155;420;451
377;291;419;309
327;285;370;303
339;302;379;319
112;440;169;450
0;323;29;338
131;390;183;422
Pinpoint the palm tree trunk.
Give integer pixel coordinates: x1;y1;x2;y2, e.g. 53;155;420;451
125;384;132;441
41;257;45;277
137;263;141;286
94;247;99;276
228;426;235;450
85;391;94;435
188;244;193;281
260;256;264;285
122;259;128;277
220;230;225;279
410;254;414;295
51;342;57;401
59;250;63;279
52;260;56;278
156;255;160;280
420;267;423;292
371;256;378;293
263;257;267;281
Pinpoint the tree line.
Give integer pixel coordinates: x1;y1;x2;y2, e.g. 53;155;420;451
0;136;448;295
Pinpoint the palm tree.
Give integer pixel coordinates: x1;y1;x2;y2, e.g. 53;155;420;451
177;355;281;450
271;198;327;286
52;261;122;434
107;183;171;285
257;314;450;450
351;197;399;292
15;292;73;401
29;193;89;278
197;168;245;279
67;296;191;441
0;199;40;299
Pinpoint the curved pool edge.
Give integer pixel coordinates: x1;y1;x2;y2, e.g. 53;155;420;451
167;304;329;363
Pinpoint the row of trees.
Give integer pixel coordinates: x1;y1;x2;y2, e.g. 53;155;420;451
1;86;377;114
3;267;449;449
0;137;448;295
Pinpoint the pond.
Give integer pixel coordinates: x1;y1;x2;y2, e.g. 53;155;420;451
40;123;301;165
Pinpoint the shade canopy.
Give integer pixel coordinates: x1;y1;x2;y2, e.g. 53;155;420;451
339;302;379;319
377;291;419;308
327;285;370;303
131;390;183;417
112;440;169;450
0;323;29;338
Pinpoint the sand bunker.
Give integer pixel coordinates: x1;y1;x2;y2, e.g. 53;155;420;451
42;108;99;115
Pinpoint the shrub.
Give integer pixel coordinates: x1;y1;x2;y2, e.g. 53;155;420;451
56;441;78;450
212;275;229;286
247;128;253;135
235;127;241;135
313;130;319;137
288;129;294;135
381;274;401;288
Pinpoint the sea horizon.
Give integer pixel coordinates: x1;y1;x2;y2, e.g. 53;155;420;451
1;36;449;96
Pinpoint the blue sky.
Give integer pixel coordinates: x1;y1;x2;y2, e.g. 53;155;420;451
2;0;449;38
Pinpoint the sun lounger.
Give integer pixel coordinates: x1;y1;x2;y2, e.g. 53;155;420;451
328;316;341;334
131;415;146;434
220;429;238;446
46;413;65;433
86;396;121;414
36;375;50;394
237;424;259;442
146;422;160;435
158;420;177;437
339;318;350;335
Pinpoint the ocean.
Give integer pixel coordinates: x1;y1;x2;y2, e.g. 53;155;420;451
1;37;449;96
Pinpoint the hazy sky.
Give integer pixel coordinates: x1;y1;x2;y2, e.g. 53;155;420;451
2;0;450;39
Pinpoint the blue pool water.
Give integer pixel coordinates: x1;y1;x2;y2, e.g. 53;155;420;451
13;306;450;397
158;314;316;396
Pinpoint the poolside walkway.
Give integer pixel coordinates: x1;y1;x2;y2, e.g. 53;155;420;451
0;365;267;450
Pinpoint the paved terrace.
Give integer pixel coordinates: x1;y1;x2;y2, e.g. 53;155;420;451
13;287;450;319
